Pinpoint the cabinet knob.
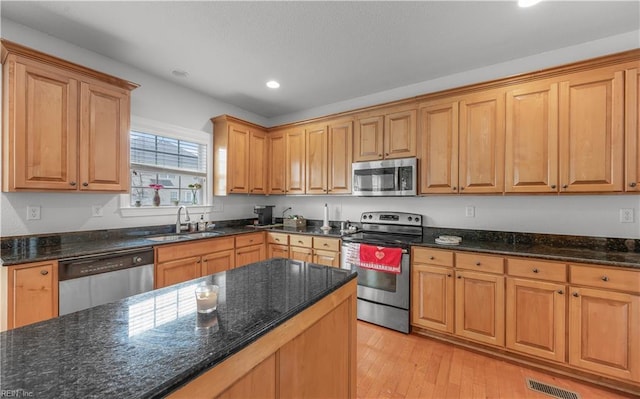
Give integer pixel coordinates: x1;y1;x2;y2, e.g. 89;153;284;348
630;182;637;188
275;238;280;242
572;292;579;297
378;155;383;159
70;181;77;186
447;273;452;278
429;256;435;260
452;187;457;191
457;275;462;279
460;187;465;191
298;241;303;244
323;243;329;247
532;268;539;273
557;290;564;295
601;276;609;282
82;182;89;187
562;184;568;189
40;270;49;275
475;262;481;266
550;185;556;189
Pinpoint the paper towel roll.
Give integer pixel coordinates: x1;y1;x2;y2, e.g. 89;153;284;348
322;203;330;229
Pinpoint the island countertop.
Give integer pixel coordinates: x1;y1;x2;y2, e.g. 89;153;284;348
0;259;357;398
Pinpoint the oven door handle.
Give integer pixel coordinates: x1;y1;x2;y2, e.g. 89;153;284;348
342;243;408;254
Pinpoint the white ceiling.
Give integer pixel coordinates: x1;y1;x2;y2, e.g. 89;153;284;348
1;1;639;119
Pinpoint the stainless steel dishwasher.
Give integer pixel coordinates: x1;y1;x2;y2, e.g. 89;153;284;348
58;248;154;316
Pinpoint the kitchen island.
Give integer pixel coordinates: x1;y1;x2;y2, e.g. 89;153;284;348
0;258;357;398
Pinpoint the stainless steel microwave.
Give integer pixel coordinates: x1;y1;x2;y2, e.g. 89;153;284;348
352;158;417;196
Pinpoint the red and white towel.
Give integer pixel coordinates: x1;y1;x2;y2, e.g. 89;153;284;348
355;244;403;274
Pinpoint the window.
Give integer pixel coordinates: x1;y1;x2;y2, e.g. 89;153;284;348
129;117;209;207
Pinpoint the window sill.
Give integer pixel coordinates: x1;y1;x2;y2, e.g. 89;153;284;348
120;205;213;218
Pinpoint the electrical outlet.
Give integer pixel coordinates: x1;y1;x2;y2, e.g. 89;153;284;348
212;199;223;212
619;208;634;223
465;206;475;218
92;205;104;217
27;206;41;220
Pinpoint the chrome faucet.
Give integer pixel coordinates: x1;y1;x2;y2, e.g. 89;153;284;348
282;207;292;219
176;206;191;233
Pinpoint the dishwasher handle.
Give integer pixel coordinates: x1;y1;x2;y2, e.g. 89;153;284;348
59;248;154;281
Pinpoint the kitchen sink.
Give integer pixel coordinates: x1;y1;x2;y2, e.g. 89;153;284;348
184;232;221;238
146;235;190;242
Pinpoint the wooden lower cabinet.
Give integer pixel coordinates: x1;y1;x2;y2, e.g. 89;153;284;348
235;244;266;268
202;250;235;275
155;256;201;289
313;249;340;268
167;279;357;399
268;244;289;259
411;264;454;333
7;261;58;329
569;286;640;382
289;246;313;263
506;277;566;362
454;270;505;347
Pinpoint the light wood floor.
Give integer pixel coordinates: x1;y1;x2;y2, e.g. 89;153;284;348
357;321;638;399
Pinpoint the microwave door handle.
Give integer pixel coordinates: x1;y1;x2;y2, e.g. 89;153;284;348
394;167;399;190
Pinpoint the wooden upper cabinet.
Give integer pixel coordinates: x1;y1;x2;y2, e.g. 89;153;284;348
306;124;328;194
626;67;640;192
354;115;384;161
1;40;137;192
459;90;505;193
328;120;353;194
285;128;306;194
249;129;268;194
558;67;624;192
267;130;286;194
505;81;559;193
384;109;417;159
212;116;267;195
354;106;416;162
419;99;459;194
79;80;130;191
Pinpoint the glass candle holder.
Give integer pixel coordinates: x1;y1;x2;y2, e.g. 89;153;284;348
195;284;219;314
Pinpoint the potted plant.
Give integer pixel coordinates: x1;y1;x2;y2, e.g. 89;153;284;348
149;183;164;206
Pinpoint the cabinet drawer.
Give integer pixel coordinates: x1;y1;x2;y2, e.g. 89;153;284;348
212;236;235;251
267;232;289;245
570;264;640;293
235;232;265;248
313;237;340;251
156;238;225;263
289;234;312;248
412;247;454;267
507;258;567;282
456;252;504;274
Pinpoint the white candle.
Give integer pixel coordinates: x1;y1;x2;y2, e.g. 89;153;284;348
323;203;329;227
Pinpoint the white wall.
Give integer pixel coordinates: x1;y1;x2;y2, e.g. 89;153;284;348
1;19;639;239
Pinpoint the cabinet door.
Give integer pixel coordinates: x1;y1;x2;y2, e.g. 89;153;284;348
8;57;78;191
290;246;313;263
328;121;353;194
268;131;286;194
248;129;268;194
313;250;340;267
506;278;566;362
8;261;58;329
268;244;290;259
285;128;306;194
384;109;417;159
569;287;639;382
411;264;454;333
79;80;130;191
626;67;640;192
505;81;559;193
227;123;250;193
236;244;266;268
218;353;277;399
155;256;201;289
459;90;505;193
455;270;505;346
202;249;235;275
354;115;384;161
418;100;459;194
306;125;328;194
559;68;624;192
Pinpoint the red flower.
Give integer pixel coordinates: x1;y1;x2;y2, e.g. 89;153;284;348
149;184;164;190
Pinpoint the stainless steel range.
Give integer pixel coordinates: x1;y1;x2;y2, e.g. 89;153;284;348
341;211;423;333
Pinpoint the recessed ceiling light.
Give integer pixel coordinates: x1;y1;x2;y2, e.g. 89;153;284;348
171;69;189;78
518;0;542;7
266;80;280;89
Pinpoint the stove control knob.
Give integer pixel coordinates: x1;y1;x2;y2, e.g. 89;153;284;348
368;214;373;219
408;217;412;222
415;217;420;223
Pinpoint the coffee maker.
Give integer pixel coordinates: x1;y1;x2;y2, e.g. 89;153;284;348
254;205;275;226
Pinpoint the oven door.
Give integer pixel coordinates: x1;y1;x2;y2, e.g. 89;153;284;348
341;243;410;310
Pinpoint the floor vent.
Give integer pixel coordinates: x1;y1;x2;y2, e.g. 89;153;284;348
525;378;581;399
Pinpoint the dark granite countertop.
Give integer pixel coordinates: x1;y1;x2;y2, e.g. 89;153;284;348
0;259;357;398
0;221;344;266
416;227;640;269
